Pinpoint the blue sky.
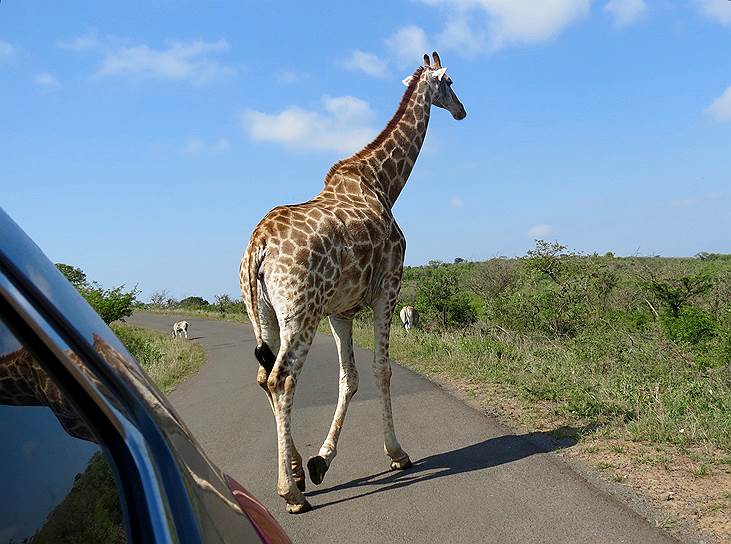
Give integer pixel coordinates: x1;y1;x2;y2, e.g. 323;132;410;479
2;1;730;301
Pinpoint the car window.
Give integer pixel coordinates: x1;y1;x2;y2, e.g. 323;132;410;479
0;318;127;544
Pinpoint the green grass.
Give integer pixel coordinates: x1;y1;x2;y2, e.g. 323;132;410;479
349;320;731;453
111;323;205;392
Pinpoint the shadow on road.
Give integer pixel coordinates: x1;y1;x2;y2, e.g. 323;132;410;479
306;425;589;511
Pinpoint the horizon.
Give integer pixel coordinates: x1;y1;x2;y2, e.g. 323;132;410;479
2;1;730;302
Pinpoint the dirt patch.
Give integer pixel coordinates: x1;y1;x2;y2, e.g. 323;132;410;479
413;369;731;544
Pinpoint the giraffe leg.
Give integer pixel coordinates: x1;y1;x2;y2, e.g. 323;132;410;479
372;297;412;471
308;315;358;485
254;301;306;491
268;323;316;514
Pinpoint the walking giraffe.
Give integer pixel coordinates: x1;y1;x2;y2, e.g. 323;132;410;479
240;52;466;513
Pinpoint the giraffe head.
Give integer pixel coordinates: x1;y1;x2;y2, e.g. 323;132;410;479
404;51;466;120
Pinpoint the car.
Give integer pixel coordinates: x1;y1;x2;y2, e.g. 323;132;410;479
0;208;291;544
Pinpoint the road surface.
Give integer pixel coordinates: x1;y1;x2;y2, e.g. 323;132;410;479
129;313;677;544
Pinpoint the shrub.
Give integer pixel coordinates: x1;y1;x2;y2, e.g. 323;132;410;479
179;296;210;309
82;284;139;324
414;265;477;327
641;274;713;317
662;307;717;346
55;263;138;324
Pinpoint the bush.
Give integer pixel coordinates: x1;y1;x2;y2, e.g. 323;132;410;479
641;274;713;317
179;296;210;309
214;294;246;315
82;284;138;324
662;307;717;346
414;265;478;327
56;263;138;324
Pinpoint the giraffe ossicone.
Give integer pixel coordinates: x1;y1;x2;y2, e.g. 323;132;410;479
240;51;466;514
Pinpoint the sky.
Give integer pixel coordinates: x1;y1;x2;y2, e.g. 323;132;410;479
2;0;730;302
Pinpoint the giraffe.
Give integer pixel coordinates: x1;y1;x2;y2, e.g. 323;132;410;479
240;51;466;513
0;348;95;442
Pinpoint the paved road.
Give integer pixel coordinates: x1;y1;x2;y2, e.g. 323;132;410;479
129;313;677;544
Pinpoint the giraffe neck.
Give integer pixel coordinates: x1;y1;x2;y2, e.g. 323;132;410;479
324;68;433;208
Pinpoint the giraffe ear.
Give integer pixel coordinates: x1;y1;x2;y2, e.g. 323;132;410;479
432;67;447;80
402;75;414;87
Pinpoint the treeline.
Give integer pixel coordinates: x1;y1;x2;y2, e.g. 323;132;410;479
142;291;246;316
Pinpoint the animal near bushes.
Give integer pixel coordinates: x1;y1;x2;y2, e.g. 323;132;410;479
393;242;731;452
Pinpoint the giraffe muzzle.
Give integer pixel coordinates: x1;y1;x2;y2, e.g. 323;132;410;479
453;105;467;120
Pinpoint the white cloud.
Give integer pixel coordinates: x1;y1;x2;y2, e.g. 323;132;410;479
437;18;486;53
343;50;388;77
242;95;377;154
275;70;300;84
604;0;647;27
34;72;60;91
56;32;99;51
707;85;731;122
96;39;234;83
386;25;430;66
696;0;731;25
450;197;464;208
0;40;16;61
182;137;231;156
528;223;555;238
421;0;590;50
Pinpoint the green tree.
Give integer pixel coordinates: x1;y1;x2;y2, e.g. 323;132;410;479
56;263;87;288
641;274;713;317
179;296;210;308
415;266;476;328
55;263;138;324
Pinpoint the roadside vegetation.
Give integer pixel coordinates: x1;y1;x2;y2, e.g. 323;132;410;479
136;243;731;454
137;244;731;453
111;324;205;393
34;268;205;543
55;263;205;393
378;243;731;455
61;247;730;538
140;291;249;322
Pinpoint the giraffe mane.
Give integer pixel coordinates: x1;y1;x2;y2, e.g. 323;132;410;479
324;65;427;184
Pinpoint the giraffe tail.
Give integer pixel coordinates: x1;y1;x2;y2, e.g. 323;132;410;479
244;243;276;374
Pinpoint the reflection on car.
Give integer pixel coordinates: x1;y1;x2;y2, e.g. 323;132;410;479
0;208;291;543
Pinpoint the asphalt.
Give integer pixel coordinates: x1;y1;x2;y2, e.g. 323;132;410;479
128;313;678;544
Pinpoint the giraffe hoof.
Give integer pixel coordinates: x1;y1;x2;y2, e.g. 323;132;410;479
307;455;329;485
295;477;306;492
390;456;413;471
286;499;312;514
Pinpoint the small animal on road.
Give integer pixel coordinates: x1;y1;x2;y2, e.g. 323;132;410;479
399;305;419;330
240;51;466;514
171;320;189;339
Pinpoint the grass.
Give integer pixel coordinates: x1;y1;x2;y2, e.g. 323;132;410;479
148;307;731;455
111;323;205;392
348;320;731;454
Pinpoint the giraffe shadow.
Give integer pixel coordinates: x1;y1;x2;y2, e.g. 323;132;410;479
188;336;205;341
305;425;591;511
